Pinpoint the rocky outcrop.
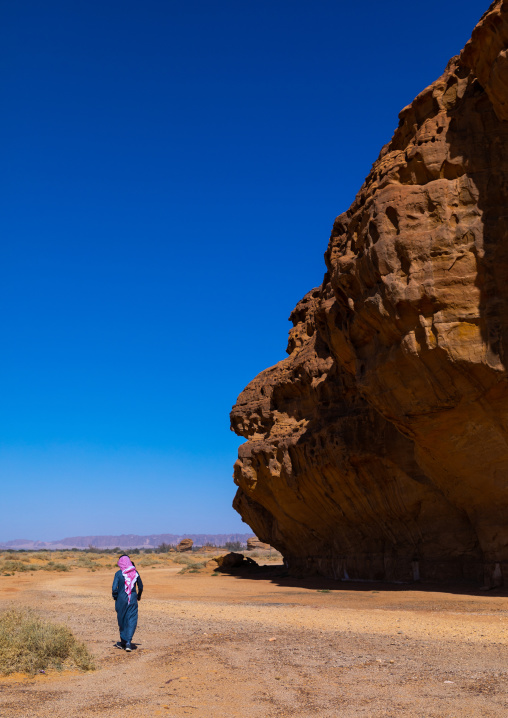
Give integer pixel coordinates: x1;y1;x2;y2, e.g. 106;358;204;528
214;553;258;571
231;1;508;586
246;537;272;551
176;539;193;553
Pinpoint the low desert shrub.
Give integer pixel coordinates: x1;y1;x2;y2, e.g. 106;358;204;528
75;556;101;570
177;560;207;574
135;556;159;567
0;609;95;675
42;563;70;572
0;557;73;574
171;554;195;565
0;561;37;574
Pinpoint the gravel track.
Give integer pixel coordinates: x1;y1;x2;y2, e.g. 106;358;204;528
1;567;507;717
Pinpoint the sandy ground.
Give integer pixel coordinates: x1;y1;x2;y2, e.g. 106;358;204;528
1;565;508;717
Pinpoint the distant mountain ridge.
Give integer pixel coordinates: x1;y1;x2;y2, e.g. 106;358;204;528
0;533;255;550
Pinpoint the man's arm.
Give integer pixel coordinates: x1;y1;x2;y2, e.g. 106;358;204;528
112;572;119;599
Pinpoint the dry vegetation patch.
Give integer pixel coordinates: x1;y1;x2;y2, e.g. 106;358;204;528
0;609;95;676
0;548;280;577
0;551;119;575
172;555;209;573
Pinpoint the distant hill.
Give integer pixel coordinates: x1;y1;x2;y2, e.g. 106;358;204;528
0;533;255;550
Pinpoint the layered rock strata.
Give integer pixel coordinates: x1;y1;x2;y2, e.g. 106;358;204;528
176;539;193;553
231;1;508;585
246;537;272;551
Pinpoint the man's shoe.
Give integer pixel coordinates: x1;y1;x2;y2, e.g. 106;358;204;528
115;641;126;650
125;642;132;652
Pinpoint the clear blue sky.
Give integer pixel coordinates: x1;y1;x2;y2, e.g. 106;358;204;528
0;0;486;541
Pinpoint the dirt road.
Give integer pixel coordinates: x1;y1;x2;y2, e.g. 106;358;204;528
1;566;508;717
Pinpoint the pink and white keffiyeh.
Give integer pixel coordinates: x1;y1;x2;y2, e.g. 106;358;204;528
118;555;139;604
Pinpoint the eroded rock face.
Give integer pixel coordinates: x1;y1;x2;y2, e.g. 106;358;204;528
177;539;193;552
246;537;272;551
231;1;508;585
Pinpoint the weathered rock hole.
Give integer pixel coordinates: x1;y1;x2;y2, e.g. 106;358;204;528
427;196;438;213
368;221;380;244
455;64;469;79
385;206;400;234
400;255;411;282
414;92;440;126
470;78;484;95
441;160;464;180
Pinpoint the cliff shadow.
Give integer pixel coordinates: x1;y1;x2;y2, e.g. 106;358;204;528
220;563;508;597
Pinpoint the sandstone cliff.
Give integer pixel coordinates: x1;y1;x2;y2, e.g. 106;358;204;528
231;1;508;586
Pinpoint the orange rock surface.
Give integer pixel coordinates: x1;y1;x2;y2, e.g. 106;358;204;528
231;1;508;586
246;537;272;551
176;539;193;552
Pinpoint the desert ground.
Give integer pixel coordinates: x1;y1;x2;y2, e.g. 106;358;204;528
1;552;508;717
